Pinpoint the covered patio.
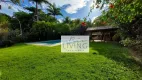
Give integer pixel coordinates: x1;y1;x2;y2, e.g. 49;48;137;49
86;26;119;41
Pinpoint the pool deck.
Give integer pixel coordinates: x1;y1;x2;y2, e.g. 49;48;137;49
26;40;61;47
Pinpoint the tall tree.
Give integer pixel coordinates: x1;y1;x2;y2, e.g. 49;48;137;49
63;17;71;24
11;0;20;4
47;3;63;18
29;0;50;21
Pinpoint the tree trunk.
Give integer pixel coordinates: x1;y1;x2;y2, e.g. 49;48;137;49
35;2;38;21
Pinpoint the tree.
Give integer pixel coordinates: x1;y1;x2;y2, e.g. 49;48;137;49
62;17;71;24
29;0;50;21
0;14;10;41
11;0;20;4
10;12;32;33
47;3;63;18
71;19;81;25
25;7;37;13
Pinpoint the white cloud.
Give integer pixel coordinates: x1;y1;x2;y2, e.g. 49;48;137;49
71;18;76;20
47;0;90;14
58;18;63;22
0;2;30;17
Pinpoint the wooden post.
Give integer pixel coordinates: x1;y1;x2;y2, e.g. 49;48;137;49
90;31;93;41
101;32;104;41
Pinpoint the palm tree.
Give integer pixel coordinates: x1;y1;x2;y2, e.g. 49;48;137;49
72;19;81;24
11;0;20;4
47;3;63;18
63;17;71;24
29;0;51;21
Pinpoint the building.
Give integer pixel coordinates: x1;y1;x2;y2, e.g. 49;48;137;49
86;26;119;41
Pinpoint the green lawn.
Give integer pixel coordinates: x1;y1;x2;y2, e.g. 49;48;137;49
0;42;141;80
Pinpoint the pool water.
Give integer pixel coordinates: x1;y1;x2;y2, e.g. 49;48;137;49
27;40;61;46
40;40;61;44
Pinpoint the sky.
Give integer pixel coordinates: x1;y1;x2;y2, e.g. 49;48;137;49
0;0;106;22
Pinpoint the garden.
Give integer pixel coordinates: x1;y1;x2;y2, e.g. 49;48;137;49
0;0;142;79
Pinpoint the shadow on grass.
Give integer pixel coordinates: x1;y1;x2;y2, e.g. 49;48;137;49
90;42;142;70
13;43;28;46
0;43;28;49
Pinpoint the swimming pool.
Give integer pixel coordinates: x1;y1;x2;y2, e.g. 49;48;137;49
27;40;61;46
40;40;61;44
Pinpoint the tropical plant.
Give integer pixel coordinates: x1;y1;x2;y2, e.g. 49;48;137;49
0;14;10;41
47;3;63;18
31;21;59;41
63;17;71;24
10;0;20;4
29;0;50;21
91;0;142;54
10;12;32;33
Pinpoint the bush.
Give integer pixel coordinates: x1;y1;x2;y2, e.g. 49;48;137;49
120;38;141;47
0;30;8;41
120;38;134;47
26;32;39;42
112;33;121;41
0;40;14;48
55;23;71;35
31;21;56;41
120;37;142;55
30;21;70;41
7;29;26;43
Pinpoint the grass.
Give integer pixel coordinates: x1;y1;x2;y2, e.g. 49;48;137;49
0;42;141;80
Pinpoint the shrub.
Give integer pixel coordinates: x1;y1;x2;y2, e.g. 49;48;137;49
31;21;57;41
120;38;141;47
0;29;8;41
0;40;14;48
7;29;26;43
112;33;121;41
0;22;9;41
54;23;71;35
120;38;134;47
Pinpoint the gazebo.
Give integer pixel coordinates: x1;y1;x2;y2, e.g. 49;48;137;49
86;26;119;41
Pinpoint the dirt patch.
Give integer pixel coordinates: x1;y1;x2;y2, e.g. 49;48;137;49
130;49;142;66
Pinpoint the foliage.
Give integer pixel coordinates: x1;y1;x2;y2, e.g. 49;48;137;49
10;12;33;32
93;16;108;26
54;23;70;35
29;0;50;5
29;0;51;21
8;29;27;43
92;0;142;25
86;19;93;27
112;33;120;41
62;17;71;24
91;0;142;54
120;38;134;47
106;0;142;23
11;0;20;4
0;14;10;41
47;3;63;17
0;40;14;48
39;13;58;22
0;29;8;41
31;21;55;40
0;14;9;23
25;7;36;13
120;37;140;47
